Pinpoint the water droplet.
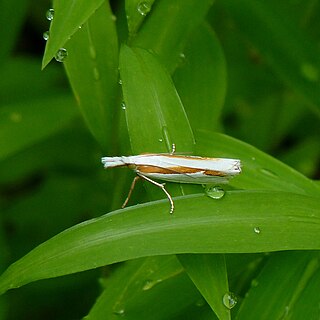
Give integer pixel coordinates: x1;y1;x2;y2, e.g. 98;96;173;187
178;52;187;67
118;79;123;85
78;25;82;29
93;67;100;80
300;63;319;82
205;186;225;200
121;101;126;110
158;138;163;142
222;292;238;309
43;31;50;41
259;168;278;178
46;8;54;21
253;227;261;234
54;48;68;62
251;279;259;287
10;112;22;123
282;305;290;317
137;1;152;16
113;309;125;316
142;279;162;290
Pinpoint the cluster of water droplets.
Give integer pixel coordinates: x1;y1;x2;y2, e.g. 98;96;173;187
43;8;68;63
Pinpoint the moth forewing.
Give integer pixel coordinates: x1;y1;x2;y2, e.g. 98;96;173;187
101;154;241;214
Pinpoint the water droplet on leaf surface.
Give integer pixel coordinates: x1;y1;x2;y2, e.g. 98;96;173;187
222;292;238;309
137;1;152;16
46;8;54;21
113;309;125;316
205;186;225;199
43;31;50;41
253;227;261;234
142;279;162;290
54;48;68;62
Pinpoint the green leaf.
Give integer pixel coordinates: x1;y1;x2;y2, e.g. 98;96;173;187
174;23;227;131
236;251;320;319
42;0;105;68
0;190;319;295
133;0;214;72
196;131;320;197
119;45;195;154
222;0;320;115
178;254;231;320
63;1;119;151
87;256;212;319
0;95;77;161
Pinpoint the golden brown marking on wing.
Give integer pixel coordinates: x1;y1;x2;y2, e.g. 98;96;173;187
136;165;227;176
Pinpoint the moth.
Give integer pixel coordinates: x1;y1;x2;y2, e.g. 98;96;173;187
101;152;241;214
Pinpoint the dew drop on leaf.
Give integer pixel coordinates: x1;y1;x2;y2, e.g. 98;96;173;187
113;309;125;317
137;1;152;16
43;31;49;41
205;186;225;200
222;292;238;309
46;8;54;21
54;48;68;62
253;227;261;234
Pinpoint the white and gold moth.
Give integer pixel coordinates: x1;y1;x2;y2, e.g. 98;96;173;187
101;153;241;214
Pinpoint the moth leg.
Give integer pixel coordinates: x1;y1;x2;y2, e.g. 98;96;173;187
122;176;140;209
138;173;174;214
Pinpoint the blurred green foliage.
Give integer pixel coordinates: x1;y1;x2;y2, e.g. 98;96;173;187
0;0;319;319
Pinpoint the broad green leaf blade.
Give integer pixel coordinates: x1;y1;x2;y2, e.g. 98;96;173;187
133;0;214;73
63;1;119;151
222;0;320;114
87;256;213;319
236;251;320;320
196;131;320;197
119;45;195;154
0;95;77;161
179;254;231;320
125;0;156;37
42;0;105;68
0;190;319;295
174;23;227;131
